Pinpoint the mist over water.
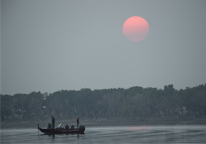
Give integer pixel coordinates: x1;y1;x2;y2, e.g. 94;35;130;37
1;125;206;144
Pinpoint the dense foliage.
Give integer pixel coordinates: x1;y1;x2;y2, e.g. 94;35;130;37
1;84;206;122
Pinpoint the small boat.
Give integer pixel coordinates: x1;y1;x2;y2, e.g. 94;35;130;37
37;124;85;134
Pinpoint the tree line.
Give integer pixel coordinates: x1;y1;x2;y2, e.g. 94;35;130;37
1;84;206;123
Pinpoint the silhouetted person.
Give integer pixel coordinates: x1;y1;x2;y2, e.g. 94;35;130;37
77;117;79;128
50;114;55;129
65;124;69;129
48;123;52;129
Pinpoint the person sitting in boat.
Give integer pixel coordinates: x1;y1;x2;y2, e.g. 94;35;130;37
77;117;80;128
50;114;55;129
47;122;52;129
65;124;69;129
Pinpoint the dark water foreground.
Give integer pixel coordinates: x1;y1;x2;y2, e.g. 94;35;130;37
1;125;206;144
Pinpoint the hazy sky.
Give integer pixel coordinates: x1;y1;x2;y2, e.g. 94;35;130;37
1;0;206;95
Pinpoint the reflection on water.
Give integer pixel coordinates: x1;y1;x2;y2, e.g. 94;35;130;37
1;125;206;144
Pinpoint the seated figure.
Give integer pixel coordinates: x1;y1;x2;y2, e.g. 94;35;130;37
65;124;69;129
47;123;52;129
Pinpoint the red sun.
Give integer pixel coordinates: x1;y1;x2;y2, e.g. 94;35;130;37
122;16;149;42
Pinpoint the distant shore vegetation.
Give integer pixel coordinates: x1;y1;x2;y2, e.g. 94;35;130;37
1;84;206;123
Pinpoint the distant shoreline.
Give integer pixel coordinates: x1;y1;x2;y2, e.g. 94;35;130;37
1;119;206;129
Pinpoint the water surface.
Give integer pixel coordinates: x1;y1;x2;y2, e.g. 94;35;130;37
1;125;206;143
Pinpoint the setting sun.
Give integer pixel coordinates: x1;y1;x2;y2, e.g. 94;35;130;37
122;16;149;42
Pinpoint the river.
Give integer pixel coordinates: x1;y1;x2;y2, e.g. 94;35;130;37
1;125;206;143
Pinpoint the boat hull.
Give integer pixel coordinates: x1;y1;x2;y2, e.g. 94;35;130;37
38;126;85;134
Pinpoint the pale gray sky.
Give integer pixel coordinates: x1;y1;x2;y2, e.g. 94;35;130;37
1;0;206;95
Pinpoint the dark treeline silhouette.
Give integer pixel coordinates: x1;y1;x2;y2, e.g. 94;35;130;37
1;84;206;123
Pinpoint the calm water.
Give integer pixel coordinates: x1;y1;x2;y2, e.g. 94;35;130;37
1;125;206;143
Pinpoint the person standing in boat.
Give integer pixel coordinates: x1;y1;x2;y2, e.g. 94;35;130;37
50;114;55;129
77;117;80;128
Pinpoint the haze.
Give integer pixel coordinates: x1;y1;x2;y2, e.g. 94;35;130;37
1;0;206;95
